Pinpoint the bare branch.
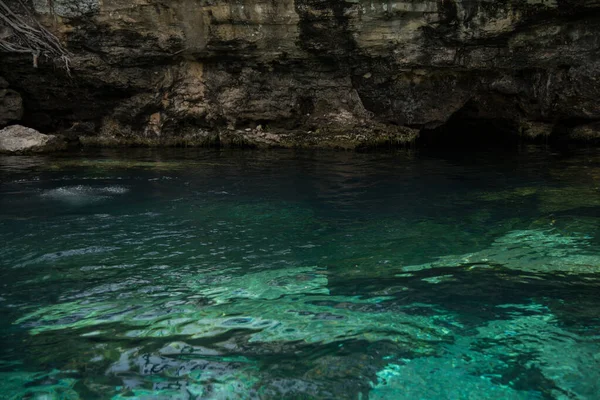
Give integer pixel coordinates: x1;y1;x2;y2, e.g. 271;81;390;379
0;0;71;72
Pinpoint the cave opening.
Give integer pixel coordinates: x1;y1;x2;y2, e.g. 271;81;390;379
417;99;529;149
417;117;524;149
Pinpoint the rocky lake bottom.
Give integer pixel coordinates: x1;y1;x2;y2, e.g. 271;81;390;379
0;147;599;399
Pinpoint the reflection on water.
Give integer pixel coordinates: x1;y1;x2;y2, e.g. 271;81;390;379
40;185;130;206
0;147;599;399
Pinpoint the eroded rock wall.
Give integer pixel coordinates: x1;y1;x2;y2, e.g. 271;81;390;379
1;0;599;147
0;77;23;126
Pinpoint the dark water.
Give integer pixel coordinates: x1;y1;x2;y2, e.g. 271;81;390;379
0;147;599;399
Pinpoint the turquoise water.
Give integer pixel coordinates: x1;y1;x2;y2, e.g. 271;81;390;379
0;147;599;399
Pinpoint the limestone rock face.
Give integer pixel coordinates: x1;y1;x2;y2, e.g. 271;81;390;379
0;125;66;153
1;0;600;147
0;77;23;127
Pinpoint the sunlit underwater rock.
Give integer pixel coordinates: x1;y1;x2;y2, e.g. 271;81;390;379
475;314;600;400
190;266;330;303
402;229;600;274
16;263;455;350
370;305;600;400
370;360;540;400
107;345;260;400
0;369;79;400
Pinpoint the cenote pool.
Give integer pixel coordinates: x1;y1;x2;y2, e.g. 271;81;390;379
0;147;599;399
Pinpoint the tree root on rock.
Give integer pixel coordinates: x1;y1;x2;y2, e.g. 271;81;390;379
0;0;70;72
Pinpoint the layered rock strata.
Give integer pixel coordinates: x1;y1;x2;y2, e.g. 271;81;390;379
1;0;599;148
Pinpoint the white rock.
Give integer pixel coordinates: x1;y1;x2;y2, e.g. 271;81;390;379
0;125;66;153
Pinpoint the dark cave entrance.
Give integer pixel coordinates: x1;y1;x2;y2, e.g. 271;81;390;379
417;118;524;149
416;99;532;149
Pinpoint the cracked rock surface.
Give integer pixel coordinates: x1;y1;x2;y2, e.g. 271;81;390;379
1;0;600;147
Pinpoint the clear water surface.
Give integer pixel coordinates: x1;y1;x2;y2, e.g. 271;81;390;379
0;147;599;399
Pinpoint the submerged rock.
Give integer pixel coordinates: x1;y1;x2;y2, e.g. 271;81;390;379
0;125;66;154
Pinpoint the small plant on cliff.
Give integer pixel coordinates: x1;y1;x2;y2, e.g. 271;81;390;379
0;0;70;71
